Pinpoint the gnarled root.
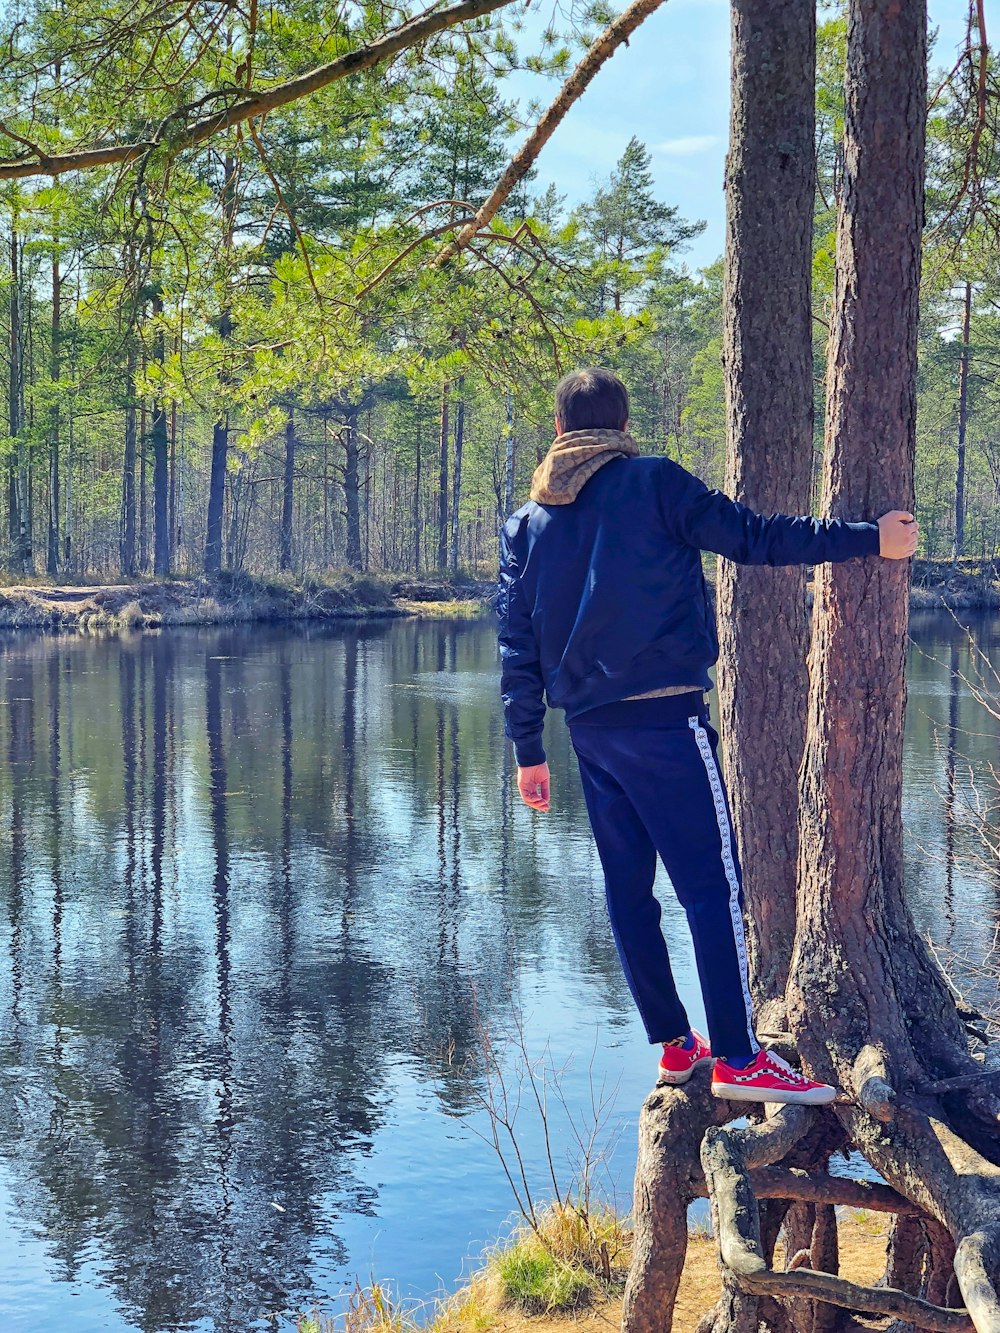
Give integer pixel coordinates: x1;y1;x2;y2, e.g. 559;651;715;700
700;1110;977;1333
622;1078;729;1333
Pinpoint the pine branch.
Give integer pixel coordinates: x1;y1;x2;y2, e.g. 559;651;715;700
433;0;670;267
0;0;521;180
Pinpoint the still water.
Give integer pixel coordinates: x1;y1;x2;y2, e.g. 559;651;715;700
0;611;997;1332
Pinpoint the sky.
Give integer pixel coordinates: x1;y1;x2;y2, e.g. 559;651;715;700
504;0;995;271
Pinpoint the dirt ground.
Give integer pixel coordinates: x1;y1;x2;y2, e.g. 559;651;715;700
486;1214;892;1333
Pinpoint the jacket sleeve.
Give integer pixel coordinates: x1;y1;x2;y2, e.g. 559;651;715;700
497;523;547;767
667;466;881;566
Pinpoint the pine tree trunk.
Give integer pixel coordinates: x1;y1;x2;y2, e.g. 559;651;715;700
47;246;60;577
9;225;32;576
503;394;515;521
450;381;465;574
169;394;177;567
715;0;816;1022
205;154;237;577
787;1;1000;1319
437;381;450;570
206;409;228;575
8;225;21;574
280;408;296;572
344;409;362;570
139;396;148;573
151;290;170;577
121;343;138;577
414;411;422;573
954;280;972;561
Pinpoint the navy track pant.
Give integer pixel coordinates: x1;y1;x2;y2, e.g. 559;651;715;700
569;692;759;1061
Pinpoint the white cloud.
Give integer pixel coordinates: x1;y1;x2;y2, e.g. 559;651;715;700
654;135;722;157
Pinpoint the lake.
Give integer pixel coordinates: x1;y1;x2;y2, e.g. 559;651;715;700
0;610;997;1332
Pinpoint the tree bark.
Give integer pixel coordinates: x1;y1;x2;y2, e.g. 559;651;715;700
8;224;21;574
437;380;450;570
47;243;60;576
344;409;362;570
280;407;296;572
414;408;422;573
716;0;816;1022
205;154;237;576
205;413;228;575
8;224;32;575
139;394;148;572
450;380;465;574
623;1082;730;1333
954;280;971;561
121;342;138;577
786;0;1000;1321
503;394;515;521
151;289;170;577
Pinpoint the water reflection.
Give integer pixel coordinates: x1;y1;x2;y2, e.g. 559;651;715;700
0;614;994;1331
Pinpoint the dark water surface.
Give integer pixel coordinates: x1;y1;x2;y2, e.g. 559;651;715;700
0;612;997;1332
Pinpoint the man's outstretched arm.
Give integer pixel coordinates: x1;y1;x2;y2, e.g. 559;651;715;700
667;466;918;565
497;524;550;812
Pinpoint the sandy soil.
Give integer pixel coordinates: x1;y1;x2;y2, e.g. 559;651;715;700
486;1215;893;1333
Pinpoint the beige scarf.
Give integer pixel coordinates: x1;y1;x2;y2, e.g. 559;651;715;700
530;429;640;505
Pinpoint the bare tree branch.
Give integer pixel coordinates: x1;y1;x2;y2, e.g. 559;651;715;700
433;0;671;267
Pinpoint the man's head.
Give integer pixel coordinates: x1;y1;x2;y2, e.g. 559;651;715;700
554;368;629;435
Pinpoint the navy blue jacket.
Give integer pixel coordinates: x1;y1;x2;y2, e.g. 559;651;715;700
497;455;881;767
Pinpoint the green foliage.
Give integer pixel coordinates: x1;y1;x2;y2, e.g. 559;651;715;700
0;0;996;579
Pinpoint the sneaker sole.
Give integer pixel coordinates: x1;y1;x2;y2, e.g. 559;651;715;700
711;1082;836;1106
657;1055;716;1086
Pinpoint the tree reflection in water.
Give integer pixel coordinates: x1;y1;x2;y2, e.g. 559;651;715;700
0;614;990;1331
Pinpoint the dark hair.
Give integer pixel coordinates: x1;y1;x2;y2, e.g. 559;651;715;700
554;368;630;433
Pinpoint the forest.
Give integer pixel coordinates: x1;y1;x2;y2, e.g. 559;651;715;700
0;0;997;583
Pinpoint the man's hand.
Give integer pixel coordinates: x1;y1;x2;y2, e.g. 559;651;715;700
517;762;550;813
877;511;919;560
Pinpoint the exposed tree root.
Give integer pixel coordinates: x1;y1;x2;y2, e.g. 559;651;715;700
700;1112;976;1332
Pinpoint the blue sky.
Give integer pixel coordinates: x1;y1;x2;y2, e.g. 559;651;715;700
507;0;994;271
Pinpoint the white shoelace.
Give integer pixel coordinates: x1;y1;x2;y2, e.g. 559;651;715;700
761;1051;812;1086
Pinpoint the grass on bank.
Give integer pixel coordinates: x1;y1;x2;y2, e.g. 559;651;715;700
0;572;494;630
298;1203;630;1333
296;1205;898;1333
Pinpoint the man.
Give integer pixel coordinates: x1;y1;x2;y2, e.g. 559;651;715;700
497;368;918;1104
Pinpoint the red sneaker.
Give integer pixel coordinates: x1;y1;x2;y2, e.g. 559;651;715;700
712;1049;836;1105
657;1030;714;1085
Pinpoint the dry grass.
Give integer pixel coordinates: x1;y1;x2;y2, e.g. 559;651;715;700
395;598;490;619
0;573;408;631
296;1210;894;1333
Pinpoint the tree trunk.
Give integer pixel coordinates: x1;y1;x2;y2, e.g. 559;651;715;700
47;245;60;577
954;280;972;561
437;380;450;570
414;409;422;573
344;409;362;570
151;290;170;577
169;392;178;567
205;153;237;577
8;224;32;576
450;381;465;574
121;342;138;577
788;0;1000;1320
503;393;515;521
8;225;21;574
139;395;148;573
205;409;228;575
280;407;295;572
716;0;816;1022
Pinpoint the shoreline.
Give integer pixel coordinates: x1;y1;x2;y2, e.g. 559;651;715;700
297;1206;892;1333
0;558;997;634
0;574;493;632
